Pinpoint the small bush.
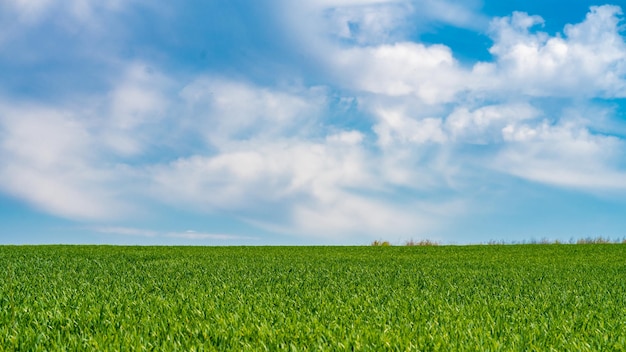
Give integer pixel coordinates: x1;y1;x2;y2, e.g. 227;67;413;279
405;239;439;246
576;237;612;244
371;240;392;246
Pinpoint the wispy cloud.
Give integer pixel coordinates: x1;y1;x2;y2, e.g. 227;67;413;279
92;226;158;237
166;231;259;241
91;227;256;241
2;0;129;25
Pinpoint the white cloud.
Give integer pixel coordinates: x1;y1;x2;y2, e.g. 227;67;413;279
495;120;626;190
101;63;172;156
334;42;466;103
326;130;364;144
445;103;540;143
149;137;373;210
289;194;428;239
333;4;626;195
0;103;132;219
97;63;173;160
0;109;129;219
147;75;452;238
322;1;413;44
147;137;435;239
373;108;447;146
180;78;325;146
0;61;171;220
479;5;626;97
109;64;169;131
303;0;485;45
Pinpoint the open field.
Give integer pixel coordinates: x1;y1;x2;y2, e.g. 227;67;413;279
1;245;625;351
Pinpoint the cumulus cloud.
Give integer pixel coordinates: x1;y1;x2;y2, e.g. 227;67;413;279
329;4;626;193
373;109;447;146
477;5;626;97
334;42;466;103
445;103;540;143
330;5;626;102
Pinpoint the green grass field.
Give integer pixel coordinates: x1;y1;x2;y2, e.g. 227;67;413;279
1;245;625;351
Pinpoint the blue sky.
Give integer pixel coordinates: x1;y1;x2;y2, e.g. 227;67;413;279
2;0;626;245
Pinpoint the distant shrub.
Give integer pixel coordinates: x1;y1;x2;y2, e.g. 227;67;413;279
371;236;625;247
405;239;439;246
576;237;612;244
485;237;624;245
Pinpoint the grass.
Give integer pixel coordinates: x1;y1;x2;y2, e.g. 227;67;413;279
1;245;626;350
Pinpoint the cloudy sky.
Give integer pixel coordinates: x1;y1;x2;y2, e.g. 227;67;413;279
1;0;626;245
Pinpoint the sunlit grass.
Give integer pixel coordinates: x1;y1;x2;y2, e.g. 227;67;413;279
1;245;625;350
